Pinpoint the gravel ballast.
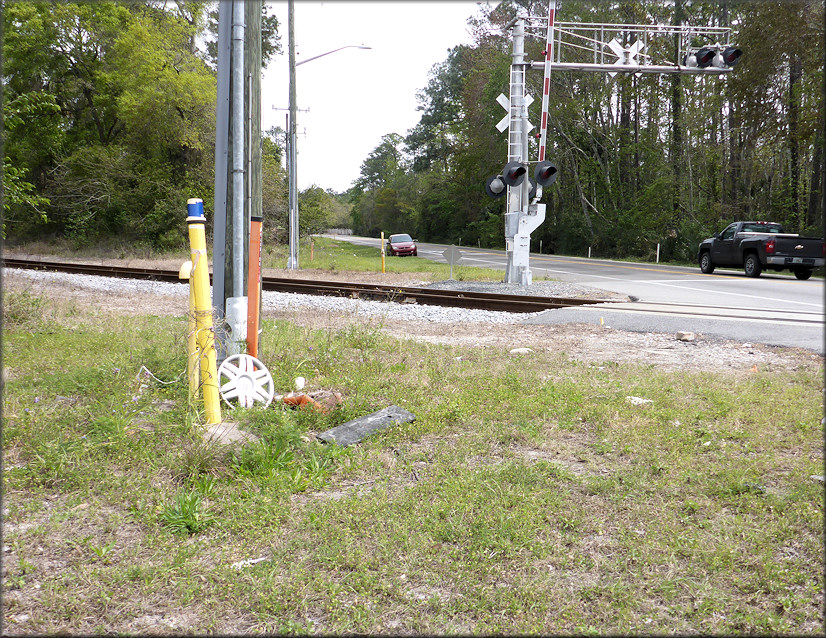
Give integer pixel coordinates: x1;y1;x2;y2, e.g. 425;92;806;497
5;269;543;324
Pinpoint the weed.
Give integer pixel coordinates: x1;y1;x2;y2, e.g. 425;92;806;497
88;539;117;563
159;490;214;535
193;474;218;498
337;321;384;358
179;435;227;480
2;290;50;329
231;438;295;477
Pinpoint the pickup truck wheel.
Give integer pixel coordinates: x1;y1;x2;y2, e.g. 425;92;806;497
699;251;715;274
744;253;762;277
794;268;813;280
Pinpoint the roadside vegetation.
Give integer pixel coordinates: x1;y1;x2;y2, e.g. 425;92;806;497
2;278;823;634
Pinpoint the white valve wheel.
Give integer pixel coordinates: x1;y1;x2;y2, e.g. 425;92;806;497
218;354;275;408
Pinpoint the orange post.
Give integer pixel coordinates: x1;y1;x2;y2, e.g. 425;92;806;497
246;216;263;358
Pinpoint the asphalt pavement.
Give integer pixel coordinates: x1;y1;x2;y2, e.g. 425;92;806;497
324;235;825;354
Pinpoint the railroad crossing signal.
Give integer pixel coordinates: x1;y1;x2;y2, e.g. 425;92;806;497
502;161;527;187
487;2;744;287
684;47;716;68
714;46;743;67
495;93;534;133
606;38;645;77
485;175;506;199
534;160;558;187
486;161;534;199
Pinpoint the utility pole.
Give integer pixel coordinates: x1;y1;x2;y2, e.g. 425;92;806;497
212;0;262;363
287;0;299;269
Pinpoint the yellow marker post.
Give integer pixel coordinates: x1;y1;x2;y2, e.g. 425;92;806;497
178;260;199;399
186;198;221;425
381;231;386;273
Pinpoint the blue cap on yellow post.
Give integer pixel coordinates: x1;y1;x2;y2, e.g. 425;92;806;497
187;198;205;218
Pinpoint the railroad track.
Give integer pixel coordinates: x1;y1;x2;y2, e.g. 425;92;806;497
2;257;605;314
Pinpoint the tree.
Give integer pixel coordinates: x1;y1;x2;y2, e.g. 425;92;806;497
298;186;334;237
204;3;281;69
2;1;230;246
262;127;288;243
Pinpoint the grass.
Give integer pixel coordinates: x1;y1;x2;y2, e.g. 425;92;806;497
2;281;824;633
264;235;510;282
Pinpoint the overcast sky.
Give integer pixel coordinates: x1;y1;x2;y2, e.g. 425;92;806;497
261;1;488;193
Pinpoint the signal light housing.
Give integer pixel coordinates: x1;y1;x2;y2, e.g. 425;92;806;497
713;46;742;68
684;45;742;69
485;175;506;199
683;47;716;68
534;160;558;187
502;161;527;187
485;161;559;199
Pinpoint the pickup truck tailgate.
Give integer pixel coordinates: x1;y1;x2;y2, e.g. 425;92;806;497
774;236;823;259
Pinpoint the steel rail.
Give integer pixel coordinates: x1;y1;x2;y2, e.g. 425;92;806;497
2;258;604;314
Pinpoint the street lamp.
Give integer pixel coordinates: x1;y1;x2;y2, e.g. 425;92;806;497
286;1;370;270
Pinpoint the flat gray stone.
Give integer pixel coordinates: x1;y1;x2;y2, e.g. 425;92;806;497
203;421;260;446
317;405;416;447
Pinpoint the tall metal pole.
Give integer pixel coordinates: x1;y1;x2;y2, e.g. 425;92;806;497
287;0;299;270
504;14;527;284
212;0;231;342
231;0;246;296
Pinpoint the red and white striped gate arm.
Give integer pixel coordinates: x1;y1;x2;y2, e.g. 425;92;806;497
537;0;556;162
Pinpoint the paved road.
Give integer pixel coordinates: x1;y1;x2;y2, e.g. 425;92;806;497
327;235;825;354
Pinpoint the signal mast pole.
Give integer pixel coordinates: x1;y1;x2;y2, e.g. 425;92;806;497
503;13;528;284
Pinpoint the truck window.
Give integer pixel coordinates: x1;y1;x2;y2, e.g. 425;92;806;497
742;223;783;233
720;225;736;240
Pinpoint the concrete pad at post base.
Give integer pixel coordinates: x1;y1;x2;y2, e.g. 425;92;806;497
317;406;416;447
203;421;260;446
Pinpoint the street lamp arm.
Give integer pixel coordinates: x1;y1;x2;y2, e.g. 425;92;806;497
287;34;370;271
296;45;371;66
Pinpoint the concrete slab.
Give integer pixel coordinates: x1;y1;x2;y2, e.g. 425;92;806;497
203;421;260;446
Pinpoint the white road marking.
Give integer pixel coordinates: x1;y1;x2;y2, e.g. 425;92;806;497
535;267;823;309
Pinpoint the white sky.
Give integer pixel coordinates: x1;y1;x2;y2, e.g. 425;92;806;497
261;1;487;193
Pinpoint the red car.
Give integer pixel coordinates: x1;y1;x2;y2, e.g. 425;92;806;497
386;233;418;257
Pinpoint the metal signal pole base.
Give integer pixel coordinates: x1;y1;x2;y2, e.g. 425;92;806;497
504;203;546;286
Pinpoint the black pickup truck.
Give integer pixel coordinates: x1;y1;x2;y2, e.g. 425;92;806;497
698;221;824;279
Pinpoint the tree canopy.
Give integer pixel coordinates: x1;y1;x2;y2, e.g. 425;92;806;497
2;0;279;247
348;0;824;261
3;0;823;261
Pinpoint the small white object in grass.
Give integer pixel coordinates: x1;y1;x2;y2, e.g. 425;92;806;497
509;347;533;355
676;331;695;342
295;376;306;390
626;396;653;405
231;556;269;570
